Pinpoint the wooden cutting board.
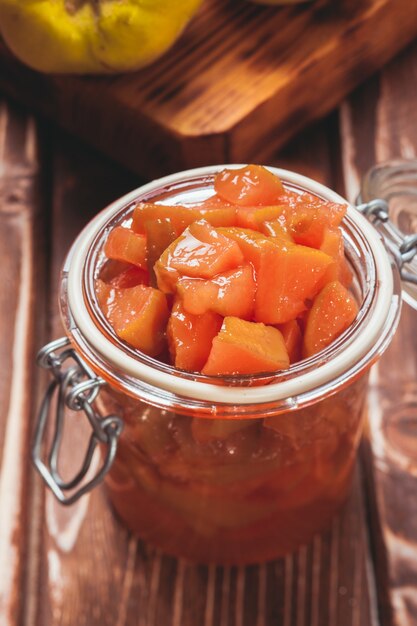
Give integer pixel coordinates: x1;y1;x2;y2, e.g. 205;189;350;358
1;0;417;179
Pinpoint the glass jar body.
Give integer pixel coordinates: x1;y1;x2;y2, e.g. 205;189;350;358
98;373;368;564
59;164;400;565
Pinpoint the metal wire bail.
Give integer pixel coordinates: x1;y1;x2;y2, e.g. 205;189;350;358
357;199;417;286
33;337;123;505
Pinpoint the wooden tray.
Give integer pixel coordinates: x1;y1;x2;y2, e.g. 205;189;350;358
1;0;417;178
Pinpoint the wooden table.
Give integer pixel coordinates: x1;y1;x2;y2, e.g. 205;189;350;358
1;41;417;626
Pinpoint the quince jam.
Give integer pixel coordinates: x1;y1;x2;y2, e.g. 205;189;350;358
94;165;366;564
96;165;358;373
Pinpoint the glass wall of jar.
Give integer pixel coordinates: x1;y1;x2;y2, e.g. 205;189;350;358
47;166;402;564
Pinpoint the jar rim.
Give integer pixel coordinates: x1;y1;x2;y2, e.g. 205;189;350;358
61;165;400;412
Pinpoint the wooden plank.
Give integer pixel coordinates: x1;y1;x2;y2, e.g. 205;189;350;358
1;0;417;178
19;114;379;625
36;467;371;626
35;132;139;626
0;100;46;626
339;39;417;626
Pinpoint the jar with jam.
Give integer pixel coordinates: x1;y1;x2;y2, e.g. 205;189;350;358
34;163;416;565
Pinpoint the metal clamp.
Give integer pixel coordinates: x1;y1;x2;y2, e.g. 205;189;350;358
357;199;417;286
33;337;123;505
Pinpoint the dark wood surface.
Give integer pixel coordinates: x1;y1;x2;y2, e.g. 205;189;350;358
1;0;417;179
338;42;417;626
0;103;46;626
1;37;417;626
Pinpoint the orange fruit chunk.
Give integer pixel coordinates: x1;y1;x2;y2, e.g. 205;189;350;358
155;220;244;293
276;320;302;364
197;194;233;208
98;259;149;288
95;279;113;314
131;202;237;234
214;165;284;206
303;280;359;358
132;203;195;234
202;317;290;375
235;206;285;230
143;218;179;280
202;208;238;227
320;227;353;288
277;192;347;248
177;265;256;319
217;227;272;270
98;282;169;356
104;226;147;269
261;220;293;242
107;266;149;289
167;299;222;371
255;242;334;324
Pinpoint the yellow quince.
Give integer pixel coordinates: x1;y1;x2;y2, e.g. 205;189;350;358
0;0;202;74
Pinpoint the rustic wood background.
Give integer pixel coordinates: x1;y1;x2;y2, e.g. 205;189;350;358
1;38;417;626
1;0;417;178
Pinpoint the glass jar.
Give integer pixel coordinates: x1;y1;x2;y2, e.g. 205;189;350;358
360;158;417;308
34;165;408;565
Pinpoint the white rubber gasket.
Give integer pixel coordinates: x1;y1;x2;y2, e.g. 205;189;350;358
67;166;394;405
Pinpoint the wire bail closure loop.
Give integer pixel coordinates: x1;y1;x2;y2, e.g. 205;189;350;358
357;199;417;286
33;337;123;505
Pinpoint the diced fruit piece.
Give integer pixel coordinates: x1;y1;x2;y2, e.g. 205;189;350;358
276;320;302;364
191;418;258;444
214;165;284;206
198;194;233;208
167;300;222;371
303;281;359;358
198;207;237;227
235;206;285;230
261;220;293;242
255;242;334;324
320;227;352;287
132;203;197;234
143;218;179;279
143;209;237;283
177;265;256;319
98;259;149;288
290;215;326;248
132;202;236;235
217;227;272;270
276;192;347;248
104;226;147;269
99;283;169;356
96;279;113;314
110;267;149;289
202;317;290;375
155;220;244;293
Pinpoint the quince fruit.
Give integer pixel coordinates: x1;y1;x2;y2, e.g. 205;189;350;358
0;0;202;74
